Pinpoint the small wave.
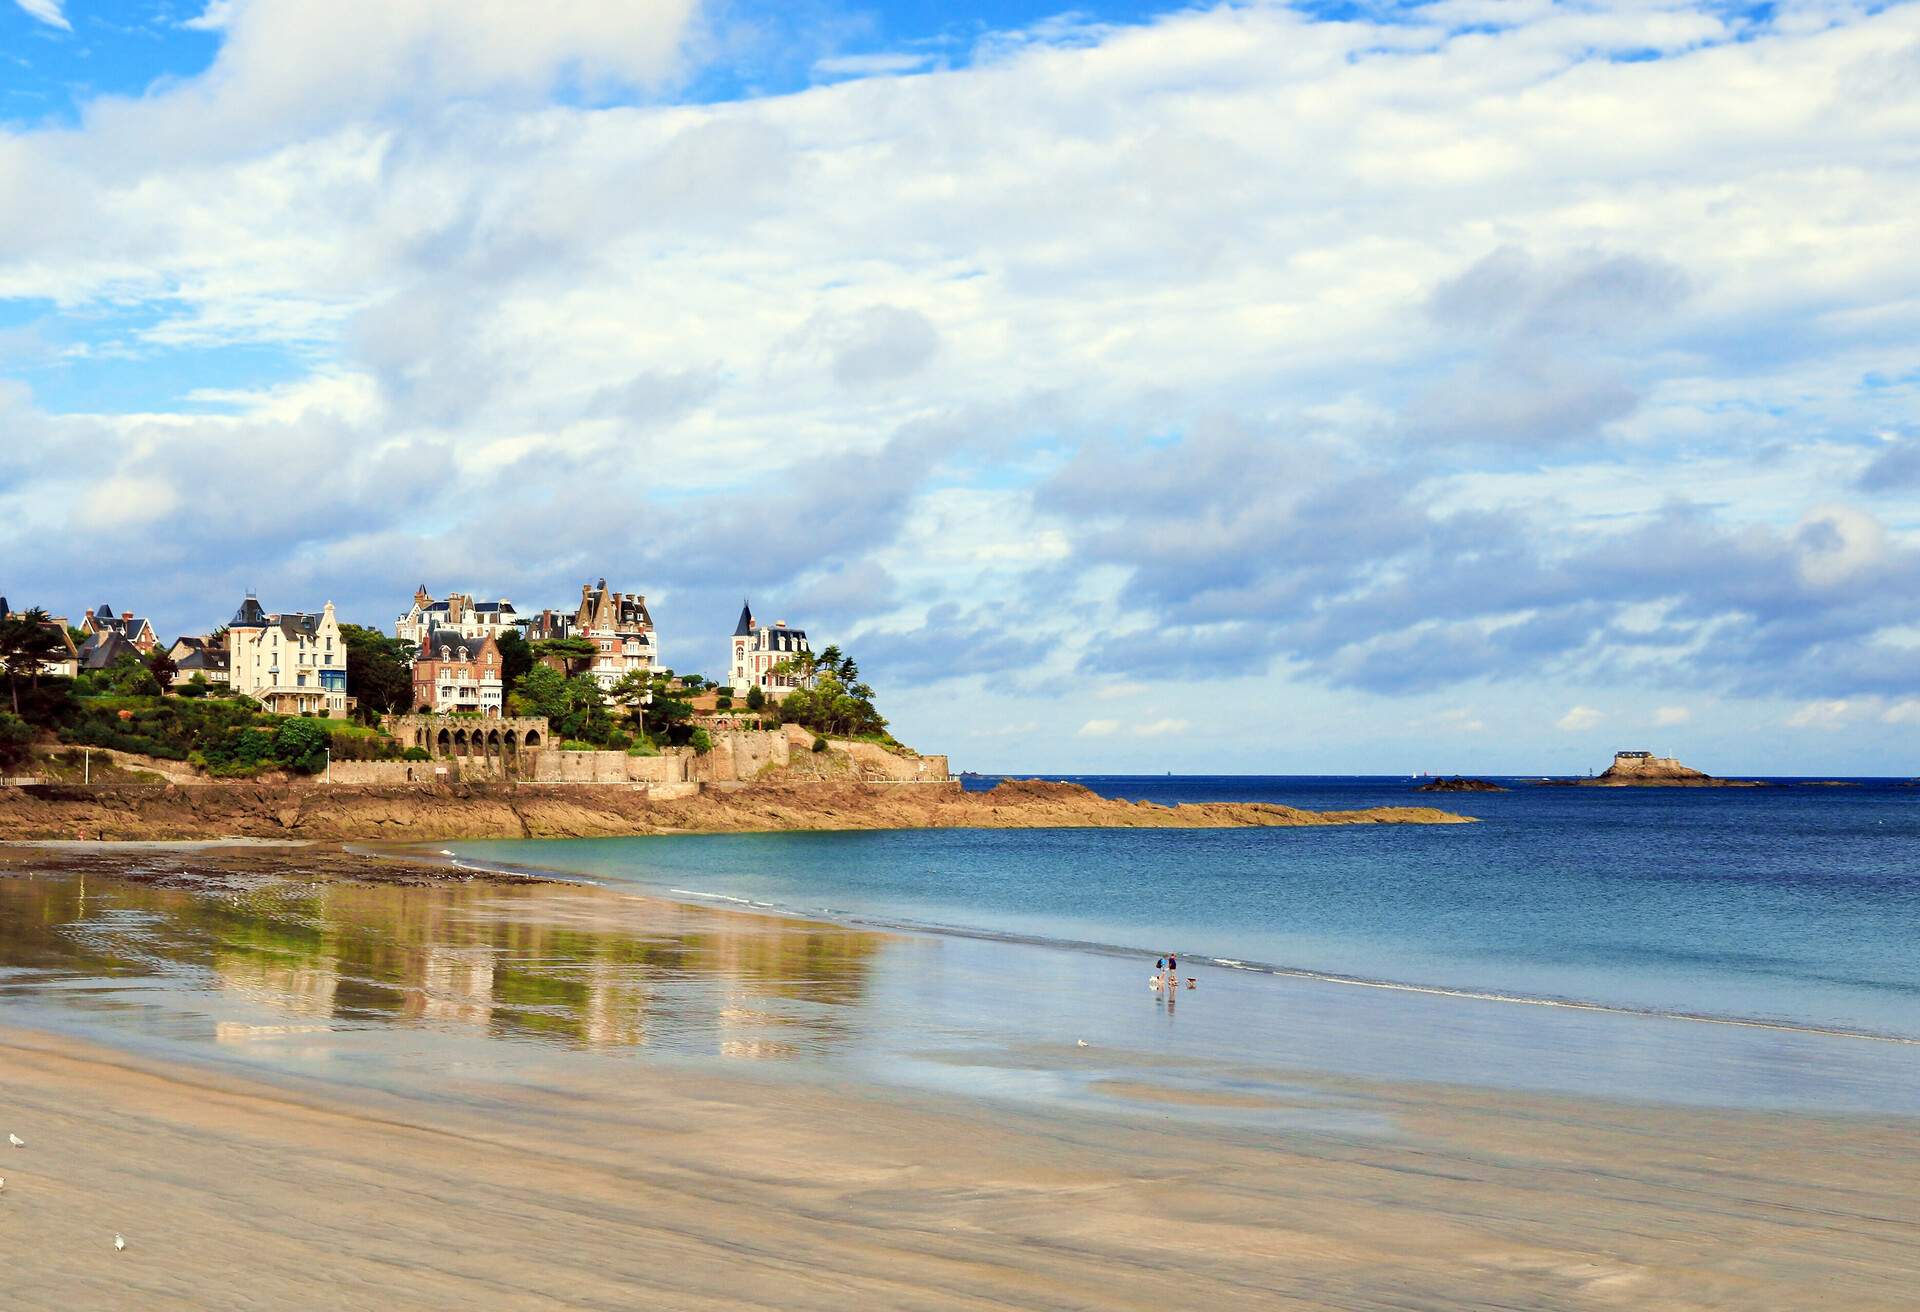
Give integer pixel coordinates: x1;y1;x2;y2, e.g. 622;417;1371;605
668;888;756;905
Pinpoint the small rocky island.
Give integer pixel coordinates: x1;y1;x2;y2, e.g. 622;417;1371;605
1416;777;1508;793
1545;751;1763;788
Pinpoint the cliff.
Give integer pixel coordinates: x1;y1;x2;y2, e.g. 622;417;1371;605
1416;777;1507;793
0;778;1472;842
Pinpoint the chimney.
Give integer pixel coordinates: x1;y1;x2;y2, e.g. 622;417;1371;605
775;620;786;628
122;611;134;623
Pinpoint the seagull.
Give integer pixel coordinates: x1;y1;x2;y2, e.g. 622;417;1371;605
1;1176;7;1190
7;1133;21;1147
114;1234;126;1252
1076;1039;1089;1047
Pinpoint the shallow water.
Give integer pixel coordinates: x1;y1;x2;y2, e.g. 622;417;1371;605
3;864;1918;1121
450;775;1920;1040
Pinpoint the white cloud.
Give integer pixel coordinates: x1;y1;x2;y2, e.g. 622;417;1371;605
14;0;69;31
0;2;1917;772
1093;681;1149;701
1883;699;1920;726
1136;717;1191;738
1786;699;1859;729
1652;706;1691;726
1556;706;1605;732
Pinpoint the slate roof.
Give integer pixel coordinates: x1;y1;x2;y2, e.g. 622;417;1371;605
79;631;140;671
733;601;755;637
178;648;230;673
419;628;492;663
230;596;269;628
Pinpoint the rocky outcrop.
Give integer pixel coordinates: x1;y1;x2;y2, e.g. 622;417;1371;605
1546;751;1764;788
0;778;1473;842
1415;777;1507;793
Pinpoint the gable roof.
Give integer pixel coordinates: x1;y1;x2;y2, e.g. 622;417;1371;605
419;627;497;663
79;630;140;671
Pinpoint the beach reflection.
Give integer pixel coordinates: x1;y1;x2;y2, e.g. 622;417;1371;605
0;875;886;1059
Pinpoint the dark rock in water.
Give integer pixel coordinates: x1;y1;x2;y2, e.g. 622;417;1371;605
1416;777;1507;793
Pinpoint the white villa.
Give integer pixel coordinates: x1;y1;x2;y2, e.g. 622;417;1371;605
396;587;519;649
729;601;812;699
227;596;350;717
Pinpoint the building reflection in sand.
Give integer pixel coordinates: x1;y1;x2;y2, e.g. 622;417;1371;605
0;877;887;1060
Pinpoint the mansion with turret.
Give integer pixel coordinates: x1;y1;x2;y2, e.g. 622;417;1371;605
730;601;812;699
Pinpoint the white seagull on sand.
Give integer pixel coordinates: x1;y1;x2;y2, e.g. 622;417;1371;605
114;1234;126;1251
7;1133;21;1147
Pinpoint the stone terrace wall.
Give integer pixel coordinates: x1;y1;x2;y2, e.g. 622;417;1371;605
693;730;790;783
525;749;694;785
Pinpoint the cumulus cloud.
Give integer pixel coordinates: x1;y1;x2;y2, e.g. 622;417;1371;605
1077;719;1120;737
1652;706;1692;726
1556;706;1605;731
0;0;1916;745
1786;699;1858;729
14;0;68;31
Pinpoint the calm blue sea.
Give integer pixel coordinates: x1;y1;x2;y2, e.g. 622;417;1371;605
450;774;1920;1042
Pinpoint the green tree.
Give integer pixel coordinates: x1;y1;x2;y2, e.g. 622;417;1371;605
495;630;534;698
340;624;413;718
103;652;162;697
608;669;652;735
511;663;569;720
272;716;330;773
744;684;765;711
0;610;66;715
0;711;33;771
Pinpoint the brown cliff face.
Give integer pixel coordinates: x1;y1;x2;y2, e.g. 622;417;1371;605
0;779;1473;842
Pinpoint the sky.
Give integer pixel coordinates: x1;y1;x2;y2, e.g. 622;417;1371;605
2;0;1917;775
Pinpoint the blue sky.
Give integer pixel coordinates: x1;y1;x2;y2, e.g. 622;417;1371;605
2;0;1918;774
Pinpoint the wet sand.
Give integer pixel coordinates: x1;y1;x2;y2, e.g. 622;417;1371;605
2;849;1918;1309
5;1020;1918;1310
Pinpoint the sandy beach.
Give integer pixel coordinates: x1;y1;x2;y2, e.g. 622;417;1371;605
1;844;1917;1309
5;1018;1917;1311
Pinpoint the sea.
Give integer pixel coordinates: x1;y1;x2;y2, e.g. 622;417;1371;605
5;774;1919;1122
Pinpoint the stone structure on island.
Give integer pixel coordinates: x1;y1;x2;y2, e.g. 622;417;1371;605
411;629;504;715
729;600;812;700
226;595;349;718
395;587;519;649
1549;750;1762;788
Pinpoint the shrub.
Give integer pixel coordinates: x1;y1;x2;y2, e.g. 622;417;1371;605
604;731;632;751
559;740;597;751
625;741;659;756
402;746;431;762
811;736;827;753
0;711;33;771
273;717;331;773
176;681;208;699
689;728;713;754
744;685;765;711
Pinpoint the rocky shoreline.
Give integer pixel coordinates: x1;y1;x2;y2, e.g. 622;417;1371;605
0;778;1474;843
